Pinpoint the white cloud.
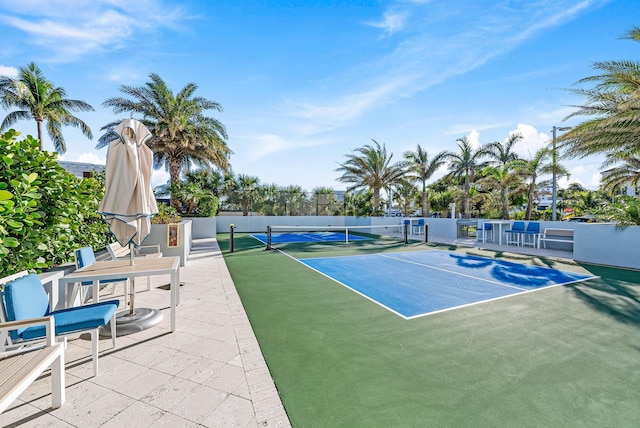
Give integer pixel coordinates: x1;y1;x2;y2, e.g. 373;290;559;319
367;11;407;36
0;1;187;62
75;152;105;165
466;130;481;149
152;169;170;188
509;124;549;158
285;0;601;141
0;64;18;77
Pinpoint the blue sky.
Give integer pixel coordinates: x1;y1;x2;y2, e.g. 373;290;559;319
0;0;637;192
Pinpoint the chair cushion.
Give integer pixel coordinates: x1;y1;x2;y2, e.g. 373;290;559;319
4;274;50;338
20;300;120;340
76;247;126;285
524;222;540;233
75;247;96;268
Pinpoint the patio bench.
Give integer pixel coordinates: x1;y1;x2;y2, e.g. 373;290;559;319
537;228;574;249
0;316;65;414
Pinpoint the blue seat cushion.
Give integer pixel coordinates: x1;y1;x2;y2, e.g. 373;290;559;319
20;300;120;340
76;247;126;285
4;274;50;337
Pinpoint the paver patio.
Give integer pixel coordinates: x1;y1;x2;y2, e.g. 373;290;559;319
0;238;291;428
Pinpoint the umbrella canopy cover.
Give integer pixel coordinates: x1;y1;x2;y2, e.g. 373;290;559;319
99;119;159;247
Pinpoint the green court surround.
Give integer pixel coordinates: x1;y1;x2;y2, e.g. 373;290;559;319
221;234;640;427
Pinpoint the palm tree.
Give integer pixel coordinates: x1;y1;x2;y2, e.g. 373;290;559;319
558;26;640;159
444;137;488;217
477;164;521;219
564;189;603;217
100;73;231;208
393;180;419;216
600;153;640;196
0;62;94;152
336;140;406;215
512;148;551;220
226;174;260;216
485;133;523;167
281;185;308;216
403;145;447;217
312;187;338;216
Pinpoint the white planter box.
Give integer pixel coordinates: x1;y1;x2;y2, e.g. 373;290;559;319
143;220;192;266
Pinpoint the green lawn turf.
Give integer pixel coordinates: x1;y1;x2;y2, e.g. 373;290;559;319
221;233;640;427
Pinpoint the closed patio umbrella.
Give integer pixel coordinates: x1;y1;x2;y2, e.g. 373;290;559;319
99;118;158;249
98;118;161;334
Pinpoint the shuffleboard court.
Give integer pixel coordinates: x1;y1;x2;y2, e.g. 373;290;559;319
300;250;596;319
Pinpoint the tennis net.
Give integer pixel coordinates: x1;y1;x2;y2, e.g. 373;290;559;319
259;224;409;250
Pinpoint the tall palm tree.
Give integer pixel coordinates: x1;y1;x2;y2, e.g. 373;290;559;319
0;62;94;152
100;73;231;208
558;26;640;159
512;148;551;220
444;137;488;217
336;140;406;215
403;145;447;217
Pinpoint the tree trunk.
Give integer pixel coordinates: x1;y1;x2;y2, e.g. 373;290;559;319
373;188;380;214
169;157;182;211
36;119;44;151
421;190;427;217
503;187;510;220
525;183;534;220
463;181;471;217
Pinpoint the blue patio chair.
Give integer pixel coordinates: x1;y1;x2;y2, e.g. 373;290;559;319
1;271;119;377
505;221;525;246
521;222;541;247
478;222;493;243
412;219;425;235
74;247;129;305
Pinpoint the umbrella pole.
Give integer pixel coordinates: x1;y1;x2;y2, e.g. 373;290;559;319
129;243;135;315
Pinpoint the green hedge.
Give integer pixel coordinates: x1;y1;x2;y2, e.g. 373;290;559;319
0;130;111;276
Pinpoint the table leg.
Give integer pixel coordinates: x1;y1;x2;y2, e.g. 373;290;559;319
93;280;100;303
170;269;177;332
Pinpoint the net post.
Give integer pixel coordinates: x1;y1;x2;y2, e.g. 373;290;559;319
403;222;408;244
229;224;235;252
345;227;349;245
424;222;428;243
266;226;272;250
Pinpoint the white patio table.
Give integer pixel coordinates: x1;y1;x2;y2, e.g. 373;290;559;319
484;220;512;245
58;256;180;332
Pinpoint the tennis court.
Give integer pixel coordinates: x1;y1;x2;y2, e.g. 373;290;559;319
300;250;596;318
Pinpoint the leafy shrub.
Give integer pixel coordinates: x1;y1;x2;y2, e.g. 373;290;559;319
151;203;181;224
0;130;110;275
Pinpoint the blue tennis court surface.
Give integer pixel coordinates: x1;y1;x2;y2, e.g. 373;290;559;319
252;231;370;244
300;250;596;319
